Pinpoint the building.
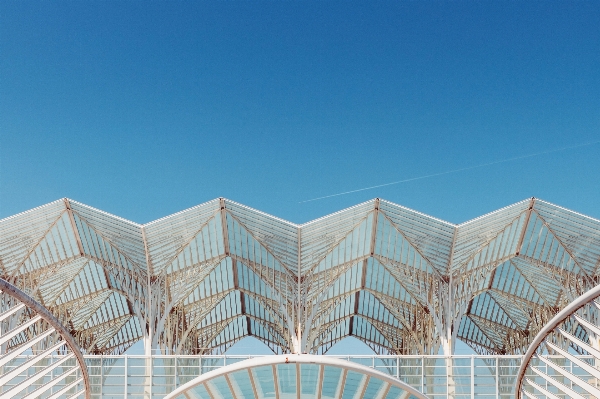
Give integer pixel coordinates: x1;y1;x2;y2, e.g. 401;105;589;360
1;197;600;398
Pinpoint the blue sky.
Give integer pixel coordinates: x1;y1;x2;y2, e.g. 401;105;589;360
1;1;599;354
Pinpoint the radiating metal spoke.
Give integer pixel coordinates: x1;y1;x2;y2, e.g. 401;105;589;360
516;284;600;399
0;278;90;399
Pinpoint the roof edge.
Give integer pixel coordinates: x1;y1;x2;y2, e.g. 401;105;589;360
0;198;67;225
68;199;143;227
457;198;532;227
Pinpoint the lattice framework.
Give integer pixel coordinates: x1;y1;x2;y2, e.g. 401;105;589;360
1;197;599;356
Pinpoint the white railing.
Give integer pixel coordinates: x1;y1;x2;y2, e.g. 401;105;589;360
7;353;597;399
79;354;527;399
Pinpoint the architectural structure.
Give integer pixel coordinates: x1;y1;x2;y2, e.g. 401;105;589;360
1;197;599;358
515;283;600;399
164;354;429;399
0;278;90;398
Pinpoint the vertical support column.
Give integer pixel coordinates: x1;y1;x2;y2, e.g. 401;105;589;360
444;225;458;356
141;226;154;399
446;226;458;399
296;226;302;354
471;355;475;399
495;355;499;399
141;226;153;356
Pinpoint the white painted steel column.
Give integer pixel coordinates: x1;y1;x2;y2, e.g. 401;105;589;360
495;355;499;399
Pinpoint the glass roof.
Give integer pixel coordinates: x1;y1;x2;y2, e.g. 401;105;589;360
1;197;599;355
164;355;429;399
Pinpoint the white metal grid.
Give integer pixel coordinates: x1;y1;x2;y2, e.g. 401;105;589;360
0;278;90;399
515;284;600;399
1;197;599;357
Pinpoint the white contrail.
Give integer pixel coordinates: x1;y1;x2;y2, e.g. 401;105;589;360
299;139;600;203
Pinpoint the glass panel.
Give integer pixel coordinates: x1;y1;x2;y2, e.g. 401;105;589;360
300;364;320;396
185;383;212;399
207;376;232;398
385;385;406;399
321;366;343;399
253;366;276;399
341;371;366;399
277;364;297;398
363;378;386;398
229;370;255;399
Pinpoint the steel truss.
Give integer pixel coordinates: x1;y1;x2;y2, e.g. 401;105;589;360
1;197;599;356
515;284;600;399
0;278;90;399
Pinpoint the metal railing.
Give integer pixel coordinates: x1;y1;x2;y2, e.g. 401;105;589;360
78;354;527;399
7;353;597;399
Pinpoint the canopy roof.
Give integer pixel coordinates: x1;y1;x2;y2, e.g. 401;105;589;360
164;354;429;399
1;197;599;355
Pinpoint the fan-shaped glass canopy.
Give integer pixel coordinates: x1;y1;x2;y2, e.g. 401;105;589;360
2;197;600;356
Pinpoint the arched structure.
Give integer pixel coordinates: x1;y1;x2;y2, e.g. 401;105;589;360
2;197;600;356
515;284;600;399
0;278;90;399
164;354;429;399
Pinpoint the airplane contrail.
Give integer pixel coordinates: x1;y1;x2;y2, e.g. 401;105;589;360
299;139;600;203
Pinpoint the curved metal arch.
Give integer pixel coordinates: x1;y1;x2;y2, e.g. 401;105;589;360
164;354;430;399
515;284;600;399
0;278;90;399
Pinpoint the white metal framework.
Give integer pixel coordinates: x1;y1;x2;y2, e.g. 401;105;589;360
79;353;523;399
515;284;600;399
1;197;599;357
0;278;90;399
163;354;430;399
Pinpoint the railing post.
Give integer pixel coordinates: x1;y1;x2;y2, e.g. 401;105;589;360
421;356;424;394
471;355;474;399
447;355;450;399
124;355;128;399
150;354;153;399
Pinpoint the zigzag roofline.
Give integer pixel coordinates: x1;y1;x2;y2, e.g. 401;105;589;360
6;196;594;228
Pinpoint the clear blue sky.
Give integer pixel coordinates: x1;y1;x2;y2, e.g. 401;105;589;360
1;1;599;355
